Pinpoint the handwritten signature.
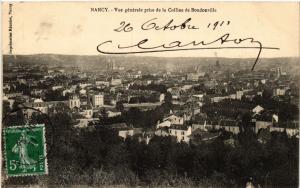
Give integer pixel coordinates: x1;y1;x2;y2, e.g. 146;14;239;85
97;18;280;71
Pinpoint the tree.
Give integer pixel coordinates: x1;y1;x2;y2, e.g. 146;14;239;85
2;101;11;117
262;89;272;100
100;108;108;119
3;101;26;126
164;92;172;104
116;101;124;112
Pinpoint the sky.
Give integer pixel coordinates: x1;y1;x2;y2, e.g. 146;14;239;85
2;2;299;58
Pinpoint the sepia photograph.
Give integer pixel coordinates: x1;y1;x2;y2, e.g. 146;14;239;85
1;2;299;187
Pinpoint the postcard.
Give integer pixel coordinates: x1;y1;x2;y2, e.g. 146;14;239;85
1;1;299;187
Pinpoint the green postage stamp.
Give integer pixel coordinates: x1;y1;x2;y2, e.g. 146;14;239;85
3;124;48;177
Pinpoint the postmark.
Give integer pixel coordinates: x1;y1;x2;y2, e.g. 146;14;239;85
3;124;48;177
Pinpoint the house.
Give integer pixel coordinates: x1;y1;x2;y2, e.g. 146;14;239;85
75;118;98;128
163;114;184;125
255;121;272;133
192;120;212;132
118;129;134;140
107;109;122;118
167;87;181;100
89;93;104;107
69;94;81;109
80;104;93;118
193;94;204;102
273;88;285;96
23;99;48;118
190;129;220;142
168;125;192;143
155;127;169;137
219;120;240;134
156;120;171;129
159;93;165;102
105;123;134;140
252;105;264;115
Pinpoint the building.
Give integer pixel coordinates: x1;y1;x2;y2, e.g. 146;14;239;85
193;119;240;135
187;72;205;81
252;105;264;115
118;129;134;140
163;114;184;125
52;85;63;91
2;96;14;109
69;94;81;109
276;67;282;78
219;124;240;134
75;118;98;128
32;99;48;114
22;99;48;118
159;93;165;102
105;123;134;140
107;109;122;117
255;121;272;133
155;128;169;137
111;78;122;86
95;80;110;86
156;120;171;129
80;104;93;118
193;94;204;102
169;125;192;143
79;89;87;95
273;88;285;96
91;93;104;107
236;91;243;100
167;87;181;100
190;129;220;142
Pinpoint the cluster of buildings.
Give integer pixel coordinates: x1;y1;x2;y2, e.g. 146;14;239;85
3;59;299;145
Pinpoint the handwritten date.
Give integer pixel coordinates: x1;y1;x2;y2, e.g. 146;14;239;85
98;18;280;71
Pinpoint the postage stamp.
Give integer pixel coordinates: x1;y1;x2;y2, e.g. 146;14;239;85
3;124;48;177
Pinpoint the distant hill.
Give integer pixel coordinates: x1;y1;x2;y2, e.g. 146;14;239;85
3;54;299;73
